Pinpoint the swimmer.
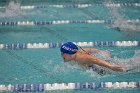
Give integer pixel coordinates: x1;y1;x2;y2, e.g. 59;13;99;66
60;42;126;72
114;25;140;32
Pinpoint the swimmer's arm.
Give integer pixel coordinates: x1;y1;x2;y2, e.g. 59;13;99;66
85;55;124;71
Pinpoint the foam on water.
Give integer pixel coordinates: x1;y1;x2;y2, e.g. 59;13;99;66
116;50;140;71
0;1;25;17
107;1;140;33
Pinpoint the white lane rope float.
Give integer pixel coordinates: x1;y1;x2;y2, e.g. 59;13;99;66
0;3;140;9
0;19;139;26
0;41;139;50
0;81;139;92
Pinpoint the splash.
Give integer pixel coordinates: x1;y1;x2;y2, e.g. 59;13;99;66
0;1;25;17
86;49;140;76
52;61;83;74
116;24;140;33
107;2;140;32
42;49;140;81
44;60;103;80
110;50;140;73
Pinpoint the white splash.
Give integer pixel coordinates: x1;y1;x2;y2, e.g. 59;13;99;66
108;3;140;32
111;50;140;73
42;49;140;79
116;24;140;33
0;1;25;17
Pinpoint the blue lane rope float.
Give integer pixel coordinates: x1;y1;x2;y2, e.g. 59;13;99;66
0;41;139;50
0;82;139;92
0;3;140;10
0;19;139;26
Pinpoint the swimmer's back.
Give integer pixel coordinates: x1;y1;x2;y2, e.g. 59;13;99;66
77;48;98;54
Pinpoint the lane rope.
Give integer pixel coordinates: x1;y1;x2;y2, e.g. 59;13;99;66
0;19;139;26
0;81;139;92
0;41;139;50
0;3;140;10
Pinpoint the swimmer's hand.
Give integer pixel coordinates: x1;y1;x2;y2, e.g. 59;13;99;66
110;65;126;71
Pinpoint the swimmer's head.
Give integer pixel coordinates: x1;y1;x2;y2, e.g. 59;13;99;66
60;42;78;54
60;42;78;62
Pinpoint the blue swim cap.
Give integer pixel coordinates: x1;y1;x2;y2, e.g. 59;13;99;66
60;42;78;55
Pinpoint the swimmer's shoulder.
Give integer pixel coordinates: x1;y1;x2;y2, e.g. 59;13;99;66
78;48;98;54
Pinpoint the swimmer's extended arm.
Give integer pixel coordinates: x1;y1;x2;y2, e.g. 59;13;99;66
85;55;124;71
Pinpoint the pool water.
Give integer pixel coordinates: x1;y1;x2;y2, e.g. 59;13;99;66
0;0;140;93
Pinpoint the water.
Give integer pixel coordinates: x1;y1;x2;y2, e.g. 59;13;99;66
0;0;140;93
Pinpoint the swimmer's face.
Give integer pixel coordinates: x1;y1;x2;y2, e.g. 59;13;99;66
61;52;72;62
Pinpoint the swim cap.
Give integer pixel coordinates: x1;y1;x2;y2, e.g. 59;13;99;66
60;42;78;55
